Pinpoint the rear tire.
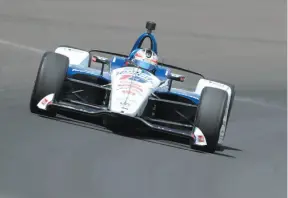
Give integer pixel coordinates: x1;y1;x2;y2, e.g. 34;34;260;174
30;52;69;117
192;87;228;153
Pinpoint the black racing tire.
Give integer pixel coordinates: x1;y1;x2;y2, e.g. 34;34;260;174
205;80;235;151
30;52;69;117
210;80;235;125
191;87;228;153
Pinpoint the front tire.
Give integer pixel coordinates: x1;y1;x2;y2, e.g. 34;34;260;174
30;52;69;116
192;87;228;153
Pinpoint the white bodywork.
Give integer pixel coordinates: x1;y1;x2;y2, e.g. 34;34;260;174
195;79;233;145
193;127;207;146
55;46;89;67
109;67;161;117
37;93;55;110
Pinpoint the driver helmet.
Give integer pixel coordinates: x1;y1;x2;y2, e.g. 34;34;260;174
129;48;158;73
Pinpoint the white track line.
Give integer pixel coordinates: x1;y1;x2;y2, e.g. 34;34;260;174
0;38;286;111
0;39;44;54
235;96;285;111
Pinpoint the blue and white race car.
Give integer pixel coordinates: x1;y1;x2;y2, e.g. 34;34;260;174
30;21;235;153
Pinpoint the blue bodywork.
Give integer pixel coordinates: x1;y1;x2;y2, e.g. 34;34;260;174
66;31;200;105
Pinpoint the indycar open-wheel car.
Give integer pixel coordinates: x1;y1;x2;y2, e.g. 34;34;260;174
29;21;235;153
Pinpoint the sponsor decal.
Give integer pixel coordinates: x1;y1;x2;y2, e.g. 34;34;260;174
120;74;132;80
72;68;84;72
116;68;153;82
72;68;97;75
41;98;49;105
118;73;152;84
117;84;143;92
129;76;148;83
122;90;136;95
117;86;143;96
113;67;161;93
130;88;143;95
37;93;54;110
198;135;205;143
39;96;53;106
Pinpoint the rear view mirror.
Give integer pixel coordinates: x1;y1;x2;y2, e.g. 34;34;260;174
92;55;109;64
167;73;185;82
91;55;109;75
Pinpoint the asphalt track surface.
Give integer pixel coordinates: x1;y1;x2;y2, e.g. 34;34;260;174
0;0;286;198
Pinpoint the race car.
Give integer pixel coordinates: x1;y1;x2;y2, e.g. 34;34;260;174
29;21;235;153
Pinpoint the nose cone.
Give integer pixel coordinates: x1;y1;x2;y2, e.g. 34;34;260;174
110;87;148;117
109;67;161;117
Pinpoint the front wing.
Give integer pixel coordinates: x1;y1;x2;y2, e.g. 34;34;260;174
37;93;208;147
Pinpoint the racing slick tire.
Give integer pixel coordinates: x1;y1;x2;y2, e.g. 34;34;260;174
192;87;228;153
210;79;235;126
30;52;69;117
